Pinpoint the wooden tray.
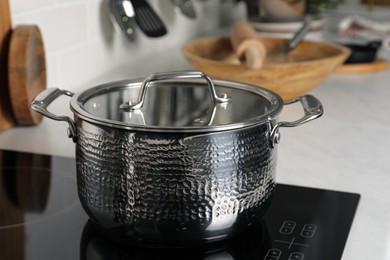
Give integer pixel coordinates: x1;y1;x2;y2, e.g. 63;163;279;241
335;59;389;73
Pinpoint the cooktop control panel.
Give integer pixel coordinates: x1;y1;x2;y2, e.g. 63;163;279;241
262;185;360;260
264;221;317;259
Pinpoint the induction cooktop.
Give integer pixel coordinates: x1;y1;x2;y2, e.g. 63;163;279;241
0;150;360;260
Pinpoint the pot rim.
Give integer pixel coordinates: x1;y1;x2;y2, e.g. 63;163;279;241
69;78;285;133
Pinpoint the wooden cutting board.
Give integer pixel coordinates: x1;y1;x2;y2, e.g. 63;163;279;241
0;0;46;128
8;25;46;125
0;0;15;131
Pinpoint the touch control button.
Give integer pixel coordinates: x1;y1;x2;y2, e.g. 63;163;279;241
280;227;293;234
303;224;316;231
279;220;296;234
288;252;304;260
264;249;282;260
301;224;317;238
283;220;296;228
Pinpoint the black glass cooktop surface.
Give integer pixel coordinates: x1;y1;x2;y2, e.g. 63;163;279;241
0;150;360;260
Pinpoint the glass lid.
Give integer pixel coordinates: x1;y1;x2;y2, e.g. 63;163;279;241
70;71;284;133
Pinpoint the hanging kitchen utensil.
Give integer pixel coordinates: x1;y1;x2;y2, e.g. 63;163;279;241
130;0;167;37
109;0;136;41
0;0;15;131
171;0;196;19
8;25;46;126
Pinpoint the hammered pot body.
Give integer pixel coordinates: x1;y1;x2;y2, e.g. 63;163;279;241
75;119;277;245
31;72;323;246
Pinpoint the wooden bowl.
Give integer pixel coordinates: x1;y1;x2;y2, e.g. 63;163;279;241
182;36;350;100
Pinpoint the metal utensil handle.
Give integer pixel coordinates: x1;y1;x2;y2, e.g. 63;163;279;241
120;71;231;111
287;17;311;51
109;0;136;41
31;88;77;141
271;94;323;147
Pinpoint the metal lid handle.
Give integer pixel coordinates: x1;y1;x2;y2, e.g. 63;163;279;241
119;71;231;111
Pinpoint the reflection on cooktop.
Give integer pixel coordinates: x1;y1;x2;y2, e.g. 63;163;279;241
80;219;271;260
0;151;79;229
0;150;360;260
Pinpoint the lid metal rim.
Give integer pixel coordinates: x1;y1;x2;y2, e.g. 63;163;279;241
69;78;284;133
70;107;280;133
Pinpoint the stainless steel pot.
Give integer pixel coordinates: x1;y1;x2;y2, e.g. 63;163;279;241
31;71;323;246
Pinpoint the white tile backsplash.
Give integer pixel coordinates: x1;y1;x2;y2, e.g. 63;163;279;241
12;3;87;53
45;54;59;88
9;0;245;92
10;0;54;13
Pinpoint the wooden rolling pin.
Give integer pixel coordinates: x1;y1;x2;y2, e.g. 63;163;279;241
229;21;267;70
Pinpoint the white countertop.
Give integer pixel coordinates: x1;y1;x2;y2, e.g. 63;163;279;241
1;41;390;259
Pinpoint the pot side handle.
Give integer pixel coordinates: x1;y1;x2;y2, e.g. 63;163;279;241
270;95;323;147
31;88;77;142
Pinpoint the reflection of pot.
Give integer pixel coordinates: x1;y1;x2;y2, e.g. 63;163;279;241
32;71;323;245
80;219;271;260
342;41;381;64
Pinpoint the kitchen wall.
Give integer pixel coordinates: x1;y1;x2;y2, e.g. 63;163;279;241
10;0;379;94
9;0;246;92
